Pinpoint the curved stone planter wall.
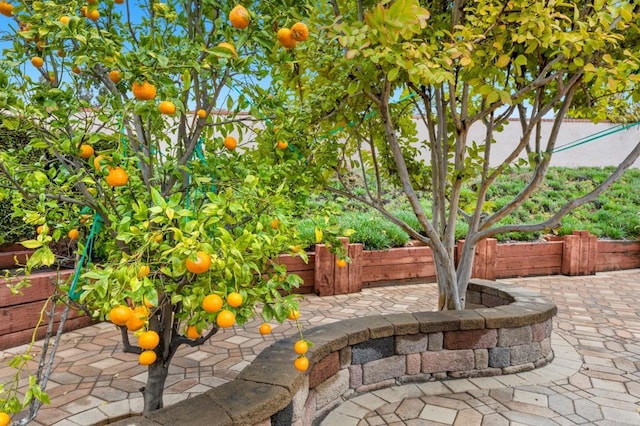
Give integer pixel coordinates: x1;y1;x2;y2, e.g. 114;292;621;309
113;279;556;426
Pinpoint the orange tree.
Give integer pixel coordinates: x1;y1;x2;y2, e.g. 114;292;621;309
0;0;322;417
262;0;640;310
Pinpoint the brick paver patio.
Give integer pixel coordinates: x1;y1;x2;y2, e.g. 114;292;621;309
1;269;639;425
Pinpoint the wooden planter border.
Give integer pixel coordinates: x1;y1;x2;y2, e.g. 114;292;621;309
280;231;640;296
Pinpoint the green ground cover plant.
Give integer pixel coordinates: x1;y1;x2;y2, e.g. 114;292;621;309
298;167;640;250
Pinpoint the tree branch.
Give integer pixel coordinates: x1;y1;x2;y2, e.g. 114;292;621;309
477;139;640;239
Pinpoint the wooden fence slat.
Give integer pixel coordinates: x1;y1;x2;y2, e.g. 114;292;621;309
314;244;334;296
496;241;564;257
348;243;363;294
596;241;640;253
0;300;85;335
0;270;74;308
362;263;437;282
0;316;93;351
495;255;563;271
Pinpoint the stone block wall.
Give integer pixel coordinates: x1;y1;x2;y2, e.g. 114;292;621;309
113;279;556;426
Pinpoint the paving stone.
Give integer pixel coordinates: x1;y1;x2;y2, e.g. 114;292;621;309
510;343;543;365
349;364;363;389
352;337;395;365
406;353;421;375
453;408;484;424
428;332;444;350
395;398;425;420
498;326;533;346
395;333;428;354
362;355;406;385
315;369;350;409
422;349;475;374
600;405;640;425
444;329;498;350
418;404;458;424
573;398;604;421
309;351;340;388
475;349;489;369
489;347;511;368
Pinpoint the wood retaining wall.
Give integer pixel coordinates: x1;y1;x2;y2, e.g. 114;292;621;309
1;231;638;349
0;269;93;350
280;231;640;296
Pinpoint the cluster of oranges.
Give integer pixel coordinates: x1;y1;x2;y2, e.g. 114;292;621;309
36;222;81;241
76;142;129;188
277;22;309;49
108;304;159;365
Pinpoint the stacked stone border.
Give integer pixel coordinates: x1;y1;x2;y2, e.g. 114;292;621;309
114;279;556;426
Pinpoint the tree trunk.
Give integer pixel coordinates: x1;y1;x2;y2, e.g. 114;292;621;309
142;358;169;414
432;249;461;310
455;239;477;309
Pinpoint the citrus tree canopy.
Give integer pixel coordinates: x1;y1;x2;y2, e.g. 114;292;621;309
261;0;640;310
0;0;320;417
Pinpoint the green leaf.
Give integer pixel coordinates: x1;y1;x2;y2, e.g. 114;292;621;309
20;240;43;249
388;67;400;81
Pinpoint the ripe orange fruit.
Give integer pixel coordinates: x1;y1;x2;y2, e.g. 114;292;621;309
277;28;296;49
216;310;235;328
67;229;80;240
36;225;46;235
287;309;300;321
196;109;207;119
336;258;347;268
229;4;250;29
0;412;10;426
259;323;272;335
226;292;243;308
139;350;157;365
291;22;309;41
60;16;71;25
138;264;150;279
106;167;129;187
80;6;87;16
138;330;160;350
294;340;308;355
114;0;124;4
79;144;94;159
277;140;288;150
109;305;132;326
72;65;82;74
202;294;223;313
185;251;211;274
86;9;99;21
31;56;44;68
126;307;147;331
186;325;200;339
223;136;237;151
108;70;121;83
93;154;107;170
132;81;157;101
158;101;176;115
294;356;309;372
270;218;279;229
218;42;236;56
0;1;13;17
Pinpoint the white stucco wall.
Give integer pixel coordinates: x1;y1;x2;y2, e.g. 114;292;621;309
412;118;640;168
